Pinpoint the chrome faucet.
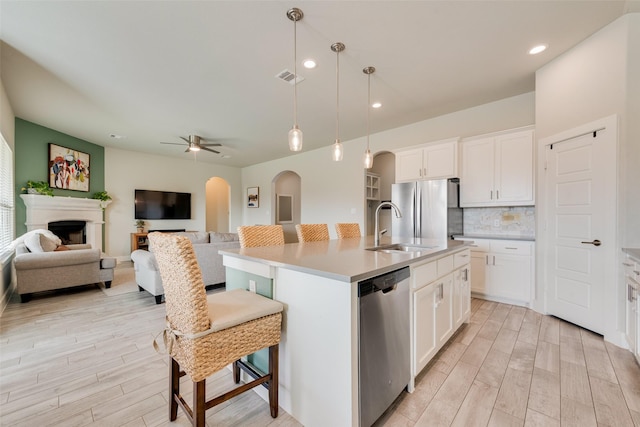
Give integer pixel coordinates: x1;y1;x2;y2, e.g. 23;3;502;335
374;201;402;247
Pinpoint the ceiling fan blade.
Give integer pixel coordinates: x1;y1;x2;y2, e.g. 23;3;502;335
184;147;191;153
160;142;187;146
200;146;220;154
180;136;190;144
200;143;222;147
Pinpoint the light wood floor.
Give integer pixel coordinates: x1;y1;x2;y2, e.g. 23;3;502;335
1;283;639;427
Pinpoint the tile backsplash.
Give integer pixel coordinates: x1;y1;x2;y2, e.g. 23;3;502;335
463;207;535;238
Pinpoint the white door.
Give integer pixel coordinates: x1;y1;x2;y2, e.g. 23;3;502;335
544;122;616;335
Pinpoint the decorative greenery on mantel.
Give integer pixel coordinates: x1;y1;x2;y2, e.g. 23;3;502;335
91;191;112;202
22;180;53;196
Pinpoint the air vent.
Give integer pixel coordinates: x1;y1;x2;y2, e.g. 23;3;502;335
276;69;304;85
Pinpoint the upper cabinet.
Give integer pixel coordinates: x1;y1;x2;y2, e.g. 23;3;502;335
460;128;534;207
396;138;459;182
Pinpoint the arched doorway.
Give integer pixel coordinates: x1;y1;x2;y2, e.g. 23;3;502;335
272;171;301;243
365;151;395;236
205;177;230;232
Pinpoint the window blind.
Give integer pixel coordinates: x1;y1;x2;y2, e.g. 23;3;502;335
0;134;15;256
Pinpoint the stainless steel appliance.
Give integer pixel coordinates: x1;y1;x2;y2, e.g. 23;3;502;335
391;178;462;240
358;267;410;427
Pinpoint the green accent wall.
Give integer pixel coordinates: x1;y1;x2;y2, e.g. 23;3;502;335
14;118;106;238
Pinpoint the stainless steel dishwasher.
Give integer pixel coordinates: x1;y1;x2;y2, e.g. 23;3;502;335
358;266;411;427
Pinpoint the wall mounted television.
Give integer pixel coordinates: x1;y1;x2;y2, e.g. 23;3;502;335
134;189;191;220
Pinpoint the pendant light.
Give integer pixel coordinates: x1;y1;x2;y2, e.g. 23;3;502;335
287;8;303;152
363;66;375;169
331;42;345;161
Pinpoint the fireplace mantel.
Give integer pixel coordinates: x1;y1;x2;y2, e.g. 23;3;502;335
20;194;110;250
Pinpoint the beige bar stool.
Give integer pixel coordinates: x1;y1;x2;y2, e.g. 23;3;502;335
295;223;330;242
149;232;283;427
335;223;361;239
237;225;285;248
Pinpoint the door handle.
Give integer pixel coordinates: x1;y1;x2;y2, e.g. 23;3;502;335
581;239;601;246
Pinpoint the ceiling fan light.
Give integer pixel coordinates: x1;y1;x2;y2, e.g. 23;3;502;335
332;139;343;162
289;126;303;151
189;143;201;152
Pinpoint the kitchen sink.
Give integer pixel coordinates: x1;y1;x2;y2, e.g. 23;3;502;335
366;243;439;253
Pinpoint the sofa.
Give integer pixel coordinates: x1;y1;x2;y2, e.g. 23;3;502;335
130;231;240;304
13;231;116;302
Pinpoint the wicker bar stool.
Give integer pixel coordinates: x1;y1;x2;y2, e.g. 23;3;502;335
335;223;362;239
295;223;330;242
237;225;285;248
149;232;283;426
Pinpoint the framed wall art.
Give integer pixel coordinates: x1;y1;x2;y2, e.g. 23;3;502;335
49;143;90;191
247;186;259;208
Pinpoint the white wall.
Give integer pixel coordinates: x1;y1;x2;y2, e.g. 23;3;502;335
534;14;639;344
242;92;535;239
104;147;242;261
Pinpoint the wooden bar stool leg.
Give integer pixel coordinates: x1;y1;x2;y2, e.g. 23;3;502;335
269;344;279;418
193;380;206;427
169;358;180;421
233;360;240;384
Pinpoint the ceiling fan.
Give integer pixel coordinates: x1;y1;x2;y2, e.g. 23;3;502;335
160;135;222;153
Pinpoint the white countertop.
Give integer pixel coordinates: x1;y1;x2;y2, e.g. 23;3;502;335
453;234;535;242
623;248;640;261
220;236;470;283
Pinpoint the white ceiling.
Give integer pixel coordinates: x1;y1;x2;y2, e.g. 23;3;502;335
1;1;638;167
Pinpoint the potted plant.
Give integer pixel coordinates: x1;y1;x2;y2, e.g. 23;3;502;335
92;191;112;209
135;219;146;233
22;180;54;196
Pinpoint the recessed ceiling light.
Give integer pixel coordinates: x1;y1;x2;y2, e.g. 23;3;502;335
529;44;548;55
303;59;316;69
372;102;382;109
109;133;125;139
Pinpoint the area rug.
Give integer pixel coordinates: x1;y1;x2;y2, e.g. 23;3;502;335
99;262;139;296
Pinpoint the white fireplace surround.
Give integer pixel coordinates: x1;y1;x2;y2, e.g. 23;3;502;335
20;194;110;251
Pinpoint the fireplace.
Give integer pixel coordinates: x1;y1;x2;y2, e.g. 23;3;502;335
48;220;87;245
20;194;107;251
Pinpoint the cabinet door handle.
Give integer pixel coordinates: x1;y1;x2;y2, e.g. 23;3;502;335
462;268;468;281
485;255;489;265
490;190;493;200
581;239;601;246
623;262;633;267
504;247;518;250
493;255;496;265
496;190;499;199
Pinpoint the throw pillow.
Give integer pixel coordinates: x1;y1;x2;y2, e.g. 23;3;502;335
24;233;57;253
210;232;239;242
54;245;70;251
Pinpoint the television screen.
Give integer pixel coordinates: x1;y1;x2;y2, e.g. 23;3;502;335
135;189;191;220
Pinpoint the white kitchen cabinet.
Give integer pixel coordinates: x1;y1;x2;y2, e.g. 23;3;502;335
454;237;533;306
454;265;471;328
396;138;459;182
460;128;534;207
411;249;470;376
414;281;438;373
623;254;640;363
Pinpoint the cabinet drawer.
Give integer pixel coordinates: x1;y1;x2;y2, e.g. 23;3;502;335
466;240;491;253
453;249;470;268
490;241;532;255
437;255;454;277
412;261;437;289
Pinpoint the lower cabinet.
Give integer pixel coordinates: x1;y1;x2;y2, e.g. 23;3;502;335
623;253;640;364
455;237;533;306
412;249;470;377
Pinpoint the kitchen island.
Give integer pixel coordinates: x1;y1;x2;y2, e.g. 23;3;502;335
220;236;471;427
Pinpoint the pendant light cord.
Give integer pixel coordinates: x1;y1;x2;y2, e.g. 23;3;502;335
335;48;340;140
293;17;298;126
366;72;371;150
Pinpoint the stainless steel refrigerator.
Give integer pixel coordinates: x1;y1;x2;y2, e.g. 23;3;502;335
391;178;463;241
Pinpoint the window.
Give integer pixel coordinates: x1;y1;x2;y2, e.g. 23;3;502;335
0;134;14;260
